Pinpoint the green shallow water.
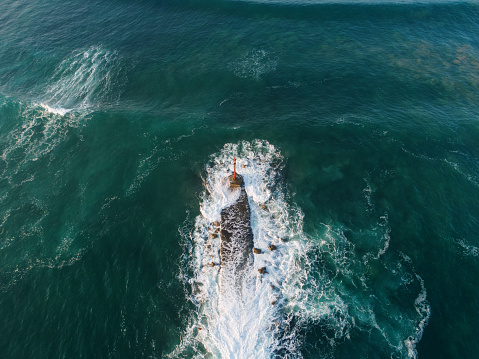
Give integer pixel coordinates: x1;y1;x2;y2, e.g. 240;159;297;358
1;0;479;358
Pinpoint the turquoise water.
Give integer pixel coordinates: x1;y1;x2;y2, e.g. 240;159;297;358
1;0;479;358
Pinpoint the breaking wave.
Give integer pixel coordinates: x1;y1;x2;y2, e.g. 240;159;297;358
169;140;430;358
39;46;121;114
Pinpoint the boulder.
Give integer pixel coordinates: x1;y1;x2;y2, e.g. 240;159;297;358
268;244;277;251
258;267;267;274
211;233;218;239
253;248;262;254
271;300;277;305
280;238;287;242
210;262;215;267
262;205;267;210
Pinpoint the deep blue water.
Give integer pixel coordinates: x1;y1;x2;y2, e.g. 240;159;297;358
1;0;479;358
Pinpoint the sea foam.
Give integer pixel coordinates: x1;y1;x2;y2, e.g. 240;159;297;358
40;46;121;114
170;140;431;359
171;140;345;358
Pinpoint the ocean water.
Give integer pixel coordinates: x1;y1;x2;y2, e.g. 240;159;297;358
1;0;479;358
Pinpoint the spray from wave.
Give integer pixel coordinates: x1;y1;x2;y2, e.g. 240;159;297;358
39;46;121;115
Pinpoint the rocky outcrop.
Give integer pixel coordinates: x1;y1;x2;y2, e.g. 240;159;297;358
220;186;254;278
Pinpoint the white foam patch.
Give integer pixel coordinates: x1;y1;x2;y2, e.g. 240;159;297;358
456;238;479;258
172;140;343;358
41;46;120;113
404;274;431;359
362;213;391;264
230;49;277;80
39;103;71;116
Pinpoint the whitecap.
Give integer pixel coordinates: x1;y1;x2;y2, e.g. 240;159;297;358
41;45;121;112
38;103;71;116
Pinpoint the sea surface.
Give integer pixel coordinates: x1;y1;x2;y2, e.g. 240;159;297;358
1;0;479;358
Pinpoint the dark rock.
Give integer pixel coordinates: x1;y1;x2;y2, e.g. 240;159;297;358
268;244;277;251
258;267;267;274
220;187;253;270
253;248;262;254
